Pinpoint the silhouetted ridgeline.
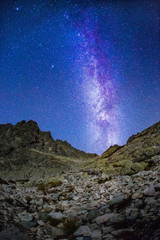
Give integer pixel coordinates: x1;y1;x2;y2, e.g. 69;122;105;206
0;120;97;179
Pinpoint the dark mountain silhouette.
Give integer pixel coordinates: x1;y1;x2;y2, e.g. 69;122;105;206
0;120;97;179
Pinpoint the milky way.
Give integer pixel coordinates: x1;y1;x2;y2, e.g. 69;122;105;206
69;6;121;152
1;0;160;154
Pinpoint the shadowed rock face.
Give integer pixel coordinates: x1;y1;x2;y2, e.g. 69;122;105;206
98;121;160;175
0;120;97;158
0;119;160;180
0;120;97;180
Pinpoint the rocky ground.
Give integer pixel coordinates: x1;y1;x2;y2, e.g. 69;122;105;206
1;154;160;240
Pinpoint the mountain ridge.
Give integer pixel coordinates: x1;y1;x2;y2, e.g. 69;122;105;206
95;120;160;175
0;119;160;180
0;119;97;157
0;120;97;180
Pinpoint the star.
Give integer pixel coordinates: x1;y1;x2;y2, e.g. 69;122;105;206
0;0;159;154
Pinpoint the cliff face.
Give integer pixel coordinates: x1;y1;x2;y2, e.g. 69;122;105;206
0;120;97;179
0;120;97;158
98;121;160;175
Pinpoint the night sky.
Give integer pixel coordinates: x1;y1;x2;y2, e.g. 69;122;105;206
0;0;160;154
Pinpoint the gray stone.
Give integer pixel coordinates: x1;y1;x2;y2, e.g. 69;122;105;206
102;226;115;234
144;197;156;205
48;211;66;224
94;213;116;224
110;194;125;205
38;211;48;222
87;209;99;221
74;225;91;237
36;198;43;206
51;193;60;201
144;187;155;196
51;226;64;238
20;213;33;222
37;220;45;226
109;214;124;223
20;221;37;229
91;229;102;239
93;193;100;200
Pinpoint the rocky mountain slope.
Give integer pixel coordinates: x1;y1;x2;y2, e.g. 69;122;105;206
0;120;97;180
94;121;160;175
0;120;160;239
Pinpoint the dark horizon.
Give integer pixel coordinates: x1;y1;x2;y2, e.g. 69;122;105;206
1;118;160;156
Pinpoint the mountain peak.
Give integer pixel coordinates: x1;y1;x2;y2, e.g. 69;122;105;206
15;120;39;130
0;120;97;180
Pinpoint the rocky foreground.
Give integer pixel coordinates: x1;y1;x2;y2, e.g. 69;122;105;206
1;154;160;240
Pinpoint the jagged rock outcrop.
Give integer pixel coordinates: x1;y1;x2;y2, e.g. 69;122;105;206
0;120;97;158
0;120;97;180
97;121;160;175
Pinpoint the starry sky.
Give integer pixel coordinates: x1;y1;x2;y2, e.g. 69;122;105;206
0;0;160;154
